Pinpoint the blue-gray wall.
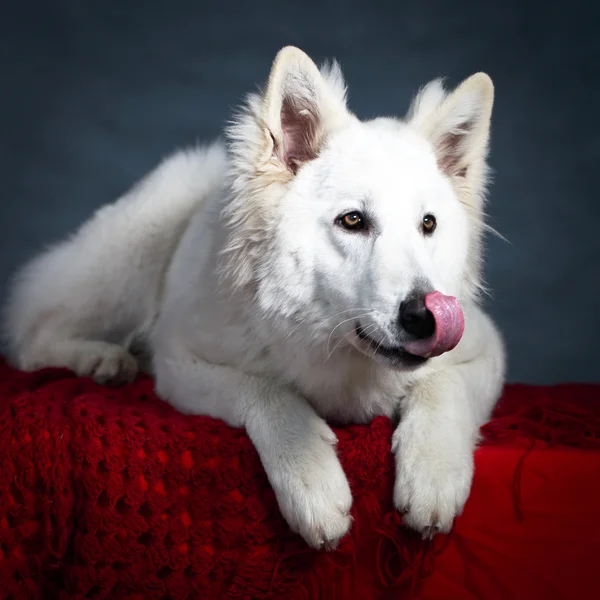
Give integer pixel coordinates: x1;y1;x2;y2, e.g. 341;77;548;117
1;1;598;383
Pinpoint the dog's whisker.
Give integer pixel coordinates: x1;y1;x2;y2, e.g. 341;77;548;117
356;323;380;354
324;312;378;360
284;308;372;341
325;334;352;362
324;321;380;363
325;313;374;357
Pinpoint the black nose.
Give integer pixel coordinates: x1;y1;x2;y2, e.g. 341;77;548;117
399;293;436;339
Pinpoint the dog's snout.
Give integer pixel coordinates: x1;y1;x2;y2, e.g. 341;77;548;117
399;293;435;339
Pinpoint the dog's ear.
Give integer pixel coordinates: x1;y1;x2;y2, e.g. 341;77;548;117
262;46;352;175
409;73;494;180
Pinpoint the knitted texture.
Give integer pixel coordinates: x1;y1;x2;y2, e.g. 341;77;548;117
1;358;600;599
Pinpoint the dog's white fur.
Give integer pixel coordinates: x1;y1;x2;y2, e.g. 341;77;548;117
4;47;505;549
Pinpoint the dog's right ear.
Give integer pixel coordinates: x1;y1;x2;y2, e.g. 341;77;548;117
262;46;352;176
221;48;353;289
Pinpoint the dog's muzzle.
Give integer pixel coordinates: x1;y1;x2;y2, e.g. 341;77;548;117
355;291;465;365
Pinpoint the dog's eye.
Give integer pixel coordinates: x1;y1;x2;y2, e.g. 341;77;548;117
337;211;367;231
422;214;437;235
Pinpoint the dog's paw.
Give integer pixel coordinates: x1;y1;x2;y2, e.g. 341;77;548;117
392;423;473;539
272;427;353;549
77;344;139;386
280;466;353;550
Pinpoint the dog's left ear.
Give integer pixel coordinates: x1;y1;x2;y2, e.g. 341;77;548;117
262;46;353;175
409;73;494;180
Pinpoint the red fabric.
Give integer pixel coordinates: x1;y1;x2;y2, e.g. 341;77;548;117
1;359;599;600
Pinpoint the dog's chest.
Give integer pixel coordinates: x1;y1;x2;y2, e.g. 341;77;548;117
293;361;406;424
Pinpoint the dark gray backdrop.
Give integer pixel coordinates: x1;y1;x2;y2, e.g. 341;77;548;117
1;0;599;383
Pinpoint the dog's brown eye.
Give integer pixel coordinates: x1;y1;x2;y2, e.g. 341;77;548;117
338;211;367;231
422;214;436;234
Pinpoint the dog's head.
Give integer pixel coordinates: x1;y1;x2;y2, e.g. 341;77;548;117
222;47;494;368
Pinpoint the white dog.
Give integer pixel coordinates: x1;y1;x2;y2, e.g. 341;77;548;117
4;47;505;549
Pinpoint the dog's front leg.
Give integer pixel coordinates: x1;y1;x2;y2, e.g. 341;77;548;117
392;368;478;537
392;309;505;537
155;356;353;549
244;379;353;549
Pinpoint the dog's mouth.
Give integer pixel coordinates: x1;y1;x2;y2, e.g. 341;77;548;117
354;323;429;368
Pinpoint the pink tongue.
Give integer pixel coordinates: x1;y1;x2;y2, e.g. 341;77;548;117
403;291;464;358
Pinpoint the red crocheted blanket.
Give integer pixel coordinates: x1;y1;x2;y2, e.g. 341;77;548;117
1;359;600;599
